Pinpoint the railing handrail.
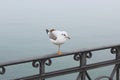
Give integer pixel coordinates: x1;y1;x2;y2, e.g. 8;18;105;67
1;43;120;80
0;44;120;67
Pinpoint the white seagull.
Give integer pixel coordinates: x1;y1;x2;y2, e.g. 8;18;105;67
46;29;71;55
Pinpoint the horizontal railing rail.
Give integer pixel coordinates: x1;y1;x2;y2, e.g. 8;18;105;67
0;44;120;80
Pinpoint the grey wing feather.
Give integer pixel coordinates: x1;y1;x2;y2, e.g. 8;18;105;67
49;33;57;40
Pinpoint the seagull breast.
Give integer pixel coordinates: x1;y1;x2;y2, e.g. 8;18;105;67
50;31;67;45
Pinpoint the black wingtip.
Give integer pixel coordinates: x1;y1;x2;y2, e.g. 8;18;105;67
46;29;49;34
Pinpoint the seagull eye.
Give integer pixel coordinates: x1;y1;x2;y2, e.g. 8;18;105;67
62;34;66;36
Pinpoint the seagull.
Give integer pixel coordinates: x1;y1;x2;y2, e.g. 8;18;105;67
46;29;71;55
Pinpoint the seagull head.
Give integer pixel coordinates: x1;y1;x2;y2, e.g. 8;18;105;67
61;31;71;40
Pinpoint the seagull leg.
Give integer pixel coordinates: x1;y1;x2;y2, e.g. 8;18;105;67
57;44;62;55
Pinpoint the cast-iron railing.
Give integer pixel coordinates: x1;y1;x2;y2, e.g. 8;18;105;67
0;44;120;80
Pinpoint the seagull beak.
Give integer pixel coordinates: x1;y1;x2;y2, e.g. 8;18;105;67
66;36;71;39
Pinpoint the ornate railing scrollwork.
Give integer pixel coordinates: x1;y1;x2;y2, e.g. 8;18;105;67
110;47;117;54
32;60;41;68
73;52;92;61
85;51;92;58
32;58;52;68
73;53;81;61
45;58;52;66
0;66;5;75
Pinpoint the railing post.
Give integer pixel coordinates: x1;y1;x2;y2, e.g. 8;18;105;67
32;59;45;80
77;52;86;80
40;59;45;80
32;58;52;80
116;47;120;80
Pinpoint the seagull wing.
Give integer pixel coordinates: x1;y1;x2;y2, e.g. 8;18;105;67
49;32;57;40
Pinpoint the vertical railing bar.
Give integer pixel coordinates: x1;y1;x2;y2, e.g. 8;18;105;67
81;53;86;80
85;71;92;80
116;67;119;80
40;59;45;80
76;73;82;80
110;65;118;79
77;52;87;80
116;47;120;80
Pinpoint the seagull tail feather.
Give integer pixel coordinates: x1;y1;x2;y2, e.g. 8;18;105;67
46;29;49;34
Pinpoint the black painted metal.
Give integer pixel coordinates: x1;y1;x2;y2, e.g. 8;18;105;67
1;44;120;80
116;47;120;80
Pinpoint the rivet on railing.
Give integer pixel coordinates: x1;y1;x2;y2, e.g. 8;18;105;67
0;66;5;75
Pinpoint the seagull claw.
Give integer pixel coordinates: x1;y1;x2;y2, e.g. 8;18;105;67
57;51;62;55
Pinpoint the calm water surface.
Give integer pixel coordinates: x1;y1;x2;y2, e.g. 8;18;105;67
0;0;120;80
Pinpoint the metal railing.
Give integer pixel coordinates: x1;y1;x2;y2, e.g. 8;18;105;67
0;44;120;80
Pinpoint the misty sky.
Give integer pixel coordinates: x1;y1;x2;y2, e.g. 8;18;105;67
0;0;120;51
0;0;120;27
